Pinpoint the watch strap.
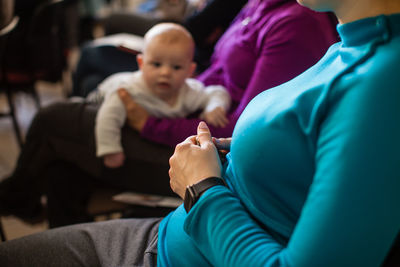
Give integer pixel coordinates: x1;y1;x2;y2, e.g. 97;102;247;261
184;177;226;212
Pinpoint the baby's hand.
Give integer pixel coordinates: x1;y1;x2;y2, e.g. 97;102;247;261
201;107;229;128
104;152;125;168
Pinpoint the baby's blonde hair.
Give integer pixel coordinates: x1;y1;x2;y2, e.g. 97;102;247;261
143;23;195;59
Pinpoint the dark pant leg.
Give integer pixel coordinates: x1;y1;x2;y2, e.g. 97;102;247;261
0;218;162;267
45;128;175;227
0;101;102;217
1;100;175;218
11;99;174;185
43;107;175;227
46;161;95;228
102;123;175;196
45;155;173;228
18;101;101;177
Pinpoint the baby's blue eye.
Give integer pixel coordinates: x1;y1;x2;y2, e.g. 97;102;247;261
151;62;161;67
173;65;182;70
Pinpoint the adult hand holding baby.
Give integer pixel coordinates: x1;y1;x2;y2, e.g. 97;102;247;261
118;88;149;131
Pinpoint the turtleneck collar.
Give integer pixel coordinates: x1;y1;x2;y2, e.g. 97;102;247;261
337;13;400;47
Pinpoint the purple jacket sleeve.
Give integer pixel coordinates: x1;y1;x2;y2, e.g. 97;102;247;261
141;11;337;147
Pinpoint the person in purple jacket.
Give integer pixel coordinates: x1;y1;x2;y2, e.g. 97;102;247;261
0;0;338;227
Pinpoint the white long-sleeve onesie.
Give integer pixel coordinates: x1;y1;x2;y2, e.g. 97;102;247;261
95;71;230;157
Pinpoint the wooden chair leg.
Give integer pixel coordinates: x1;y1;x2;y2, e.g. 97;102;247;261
30;87;41;110
0;219;6;242
5;89;23;148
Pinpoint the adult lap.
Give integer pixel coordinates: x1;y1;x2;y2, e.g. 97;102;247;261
0;218;162;267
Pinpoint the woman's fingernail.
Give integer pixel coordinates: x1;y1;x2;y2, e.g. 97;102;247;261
199;121;207;129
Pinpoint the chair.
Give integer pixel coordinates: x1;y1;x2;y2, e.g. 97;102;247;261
0;0;15;241
0;0;67;148
87;188;179;221
87;187;131;220
0;0;20;147
0;219;5;241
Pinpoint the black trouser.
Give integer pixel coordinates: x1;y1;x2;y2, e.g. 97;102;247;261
0;101;174;224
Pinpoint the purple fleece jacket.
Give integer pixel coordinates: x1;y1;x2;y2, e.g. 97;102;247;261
141;0;339;146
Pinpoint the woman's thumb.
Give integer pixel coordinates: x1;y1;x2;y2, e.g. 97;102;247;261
197;121;212;146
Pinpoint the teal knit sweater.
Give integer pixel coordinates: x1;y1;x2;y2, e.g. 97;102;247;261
158;14;400;266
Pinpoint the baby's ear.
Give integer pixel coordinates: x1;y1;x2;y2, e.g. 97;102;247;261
189;62;197;77
136;54;143;69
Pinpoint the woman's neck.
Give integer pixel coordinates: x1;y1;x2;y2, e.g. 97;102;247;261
335;0;400;24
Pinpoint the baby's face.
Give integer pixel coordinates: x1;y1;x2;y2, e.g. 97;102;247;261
139;38;195;103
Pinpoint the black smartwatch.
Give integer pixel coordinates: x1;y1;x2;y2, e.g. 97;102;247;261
184;177;227;212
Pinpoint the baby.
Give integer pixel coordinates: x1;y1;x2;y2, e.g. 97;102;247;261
95;22;231;168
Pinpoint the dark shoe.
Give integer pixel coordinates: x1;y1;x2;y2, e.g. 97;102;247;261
0;178;45;224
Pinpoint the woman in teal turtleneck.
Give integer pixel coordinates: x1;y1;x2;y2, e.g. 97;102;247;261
167;0;400;266
1;0;400;266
